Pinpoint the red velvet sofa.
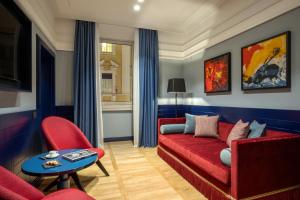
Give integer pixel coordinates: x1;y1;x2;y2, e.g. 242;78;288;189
157;117;300;200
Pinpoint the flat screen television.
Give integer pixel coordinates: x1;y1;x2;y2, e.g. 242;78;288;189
0;0;32;91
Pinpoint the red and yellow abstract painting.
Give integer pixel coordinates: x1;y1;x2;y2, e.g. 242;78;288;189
242;32;290;90
204;53;231;93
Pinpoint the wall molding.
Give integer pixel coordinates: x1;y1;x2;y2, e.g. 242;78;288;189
159;1;300;60
104;136;133;142
15;0;300;61
15;0;57;50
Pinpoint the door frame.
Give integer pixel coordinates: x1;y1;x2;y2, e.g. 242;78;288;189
36;35;56;119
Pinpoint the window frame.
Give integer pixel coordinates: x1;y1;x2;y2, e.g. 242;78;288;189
99;39;134;111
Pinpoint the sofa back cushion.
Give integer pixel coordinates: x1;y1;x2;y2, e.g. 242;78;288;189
265;129;296;138
218;122;235;142
218;121;295;141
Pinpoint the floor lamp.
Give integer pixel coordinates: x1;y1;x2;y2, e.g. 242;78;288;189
167;78;186;117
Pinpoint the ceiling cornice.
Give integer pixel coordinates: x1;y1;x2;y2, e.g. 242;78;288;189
160;0;300;60
14;0;300;62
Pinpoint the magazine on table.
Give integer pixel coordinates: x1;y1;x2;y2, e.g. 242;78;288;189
62;149;97;162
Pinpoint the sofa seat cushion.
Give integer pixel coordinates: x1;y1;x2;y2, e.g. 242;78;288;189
159;134;230;185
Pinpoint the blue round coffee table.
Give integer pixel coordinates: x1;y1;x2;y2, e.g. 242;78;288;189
22;149;97;191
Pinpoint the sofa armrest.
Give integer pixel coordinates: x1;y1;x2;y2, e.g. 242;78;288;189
157;118;186;135
231;135;300;199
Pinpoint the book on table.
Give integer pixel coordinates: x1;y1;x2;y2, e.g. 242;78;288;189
62;149;97;162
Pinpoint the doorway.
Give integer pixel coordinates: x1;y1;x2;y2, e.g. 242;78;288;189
36;36;55;121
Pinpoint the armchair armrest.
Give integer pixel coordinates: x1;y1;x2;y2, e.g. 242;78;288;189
157;118;186;135
231;135;300;199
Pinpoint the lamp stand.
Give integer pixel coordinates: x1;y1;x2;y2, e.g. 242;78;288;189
175;92;178;117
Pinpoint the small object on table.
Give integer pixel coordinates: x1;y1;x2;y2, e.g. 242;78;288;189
63;149;97;162
41;150;60;160
43;160;61;168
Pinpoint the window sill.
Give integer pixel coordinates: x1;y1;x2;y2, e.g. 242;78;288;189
102;103;133;111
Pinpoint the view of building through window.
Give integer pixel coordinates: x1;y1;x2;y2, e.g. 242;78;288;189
100;42;132;104
101;43;113;53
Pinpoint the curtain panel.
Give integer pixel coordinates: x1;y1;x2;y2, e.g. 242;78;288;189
73;20;99;147
138;28;159;147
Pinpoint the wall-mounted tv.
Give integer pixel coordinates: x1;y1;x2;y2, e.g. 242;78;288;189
0;0;32;91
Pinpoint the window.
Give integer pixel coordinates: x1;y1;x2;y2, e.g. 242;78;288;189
101;43;113;53
100;42;133;110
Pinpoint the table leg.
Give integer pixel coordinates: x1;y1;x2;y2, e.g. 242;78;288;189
70;172;85;192
44;177;60;192
57;174;70;189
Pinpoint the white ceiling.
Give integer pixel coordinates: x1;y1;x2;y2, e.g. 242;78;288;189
20;0;300;59
49;0;226;33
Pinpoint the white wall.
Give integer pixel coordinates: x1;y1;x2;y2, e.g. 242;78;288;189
102;111;133;139
55;51;74;106
182;7;300;110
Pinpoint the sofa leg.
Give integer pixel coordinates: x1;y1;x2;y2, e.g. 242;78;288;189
96;160;109;176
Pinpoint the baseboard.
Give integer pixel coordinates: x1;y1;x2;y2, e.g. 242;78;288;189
104;136;133;142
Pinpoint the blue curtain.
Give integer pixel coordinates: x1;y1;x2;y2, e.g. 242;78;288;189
139;29;159;147
73;20;98;147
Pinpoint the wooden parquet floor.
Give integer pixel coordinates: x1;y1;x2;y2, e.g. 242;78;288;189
41;141;206;200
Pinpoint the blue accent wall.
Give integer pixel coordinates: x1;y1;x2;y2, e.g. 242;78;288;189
158;105;300;134
0;110;44;179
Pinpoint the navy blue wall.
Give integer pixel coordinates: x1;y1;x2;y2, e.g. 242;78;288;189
158;105;300;134
56;106;74;122
0;110;44;180
0;106;72;179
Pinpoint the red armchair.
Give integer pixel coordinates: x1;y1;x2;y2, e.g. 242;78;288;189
0;166;95;200
41;116;109;191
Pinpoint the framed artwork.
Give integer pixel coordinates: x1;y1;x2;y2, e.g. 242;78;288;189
241;31;291;90
204;52;231;93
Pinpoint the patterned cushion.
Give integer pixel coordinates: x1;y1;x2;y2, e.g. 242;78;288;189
194;115;219;138
227;120;249;147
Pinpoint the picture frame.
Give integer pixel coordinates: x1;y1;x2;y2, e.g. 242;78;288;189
204;52;231;93
241;31;291;91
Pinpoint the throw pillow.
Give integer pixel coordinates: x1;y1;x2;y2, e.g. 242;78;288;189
248;120;266;138
227;120;249;147
160;124;186;134
184;113;207;134
220;148;231;167
194;115;219;137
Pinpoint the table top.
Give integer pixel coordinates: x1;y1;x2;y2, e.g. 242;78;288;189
21;149;98;176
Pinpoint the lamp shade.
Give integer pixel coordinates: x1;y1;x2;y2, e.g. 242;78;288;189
167;78;186;93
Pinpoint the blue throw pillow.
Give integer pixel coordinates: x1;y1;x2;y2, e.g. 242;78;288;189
160;124;186;134
220;148;231;167
248;120;266;138
184;113;196;133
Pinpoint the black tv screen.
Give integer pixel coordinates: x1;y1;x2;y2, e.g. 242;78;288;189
0;0;31;91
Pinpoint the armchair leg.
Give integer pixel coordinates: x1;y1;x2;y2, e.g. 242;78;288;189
96;160;109;176
70;172;85;192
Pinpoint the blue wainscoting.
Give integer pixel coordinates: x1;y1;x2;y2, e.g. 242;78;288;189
0;110;44;179
157;105;187;118
158;105;300;134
